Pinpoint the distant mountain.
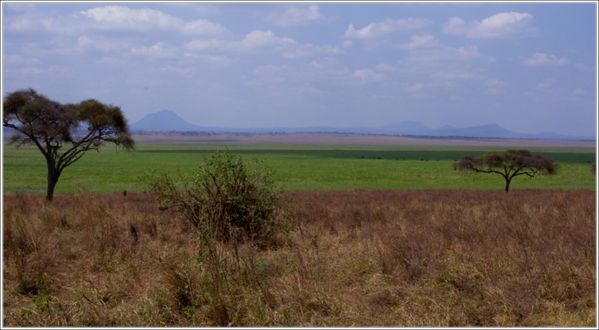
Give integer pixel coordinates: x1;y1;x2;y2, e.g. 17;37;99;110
409;123;592;140
362;121;431;135
129;111;594;141
131;110;206;132
426;124;520;138
278;122;592;140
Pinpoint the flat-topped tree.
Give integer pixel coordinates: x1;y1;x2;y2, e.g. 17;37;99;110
455;150;557;192
3;89;134;201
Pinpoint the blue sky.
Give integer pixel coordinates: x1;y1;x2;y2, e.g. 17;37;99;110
2;2;597;136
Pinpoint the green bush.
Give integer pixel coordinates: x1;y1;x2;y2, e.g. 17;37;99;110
148;153;284;246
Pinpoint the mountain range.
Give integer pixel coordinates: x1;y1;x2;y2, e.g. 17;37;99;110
130;110;594;141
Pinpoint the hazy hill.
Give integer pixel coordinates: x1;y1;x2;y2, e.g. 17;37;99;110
130;110;206;132
129;111;593;140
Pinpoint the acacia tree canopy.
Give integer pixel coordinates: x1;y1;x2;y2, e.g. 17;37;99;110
3;88;134;201
455;150;557;192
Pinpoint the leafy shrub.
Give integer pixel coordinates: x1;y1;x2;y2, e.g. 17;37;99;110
148;153;284;246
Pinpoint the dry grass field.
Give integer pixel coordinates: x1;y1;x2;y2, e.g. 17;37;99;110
2;190;596;327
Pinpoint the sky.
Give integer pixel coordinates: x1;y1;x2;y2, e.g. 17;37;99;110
2;1;597;137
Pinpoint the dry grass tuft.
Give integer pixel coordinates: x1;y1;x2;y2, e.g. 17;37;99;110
2;190;595;326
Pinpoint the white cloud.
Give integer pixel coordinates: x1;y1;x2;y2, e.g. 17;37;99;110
130;42;175;58
525;80;587;103
409;45;480;63
80;5;226;35
7;5;225;36
186;30;293;53
5;17;35;31
443;12;535;39
161;3;221;16
187;30;339;60
282;43;341;59
81;6;176;29
253;65;285;77
402;34;437;49
353;69;385;82
76;35;129;53
309;58;340;70
452;46;480;60
345;18;431;39
178;54;231;67
267;5;322;27
186;39;229;52
6;16;76;34
443;17;467;35
522;53;568;66
536;82;553;90
351;63;399;83
182;19;227;35
242;30;295;49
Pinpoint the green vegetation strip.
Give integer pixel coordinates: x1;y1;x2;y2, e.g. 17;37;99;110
3;144;596;195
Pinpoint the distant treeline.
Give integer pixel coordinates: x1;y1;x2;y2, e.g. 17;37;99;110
130;129;596;142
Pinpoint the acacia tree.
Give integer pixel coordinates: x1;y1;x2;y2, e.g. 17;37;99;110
455;150;557;192
3;89;134;201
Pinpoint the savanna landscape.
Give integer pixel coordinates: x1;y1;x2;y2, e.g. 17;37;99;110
2;1;597;328
2;133;596;327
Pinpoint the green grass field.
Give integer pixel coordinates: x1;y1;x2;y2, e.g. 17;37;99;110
2;143;596;195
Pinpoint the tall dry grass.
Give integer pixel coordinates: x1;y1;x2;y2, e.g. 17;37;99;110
2;190;596;326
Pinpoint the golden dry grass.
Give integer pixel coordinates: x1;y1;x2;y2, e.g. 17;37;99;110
2;190;596;326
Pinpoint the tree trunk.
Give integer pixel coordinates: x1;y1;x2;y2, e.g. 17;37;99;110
46;176;57;201
504;178;511;192
46;164;61;202
46;173;59;202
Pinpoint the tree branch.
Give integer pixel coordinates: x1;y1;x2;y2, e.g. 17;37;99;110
59;150;87;171
514;169;538;178
3;122;50;159
56;128;99;170
468;166;505;177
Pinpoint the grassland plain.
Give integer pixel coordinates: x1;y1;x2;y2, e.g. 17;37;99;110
2;143;596;195
2;190;595;326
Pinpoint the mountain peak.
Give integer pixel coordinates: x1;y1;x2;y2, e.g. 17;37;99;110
146;110;182;120
476;123;505;130
131;110;202;132
153;109;178;116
